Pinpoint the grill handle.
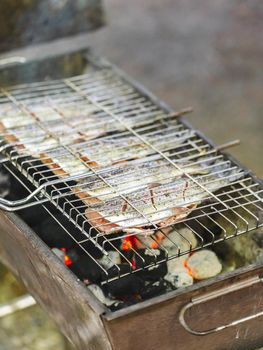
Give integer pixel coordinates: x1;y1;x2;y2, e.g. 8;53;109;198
179;275;263;336
0;186;49;211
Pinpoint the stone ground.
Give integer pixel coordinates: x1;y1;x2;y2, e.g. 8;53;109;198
0;0;263;349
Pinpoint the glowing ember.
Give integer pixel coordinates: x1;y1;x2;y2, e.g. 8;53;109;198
150;231;165;249
64;254;73;266
183;256;195;278
59;248;73;266
122;235;138;250
121;236;138;269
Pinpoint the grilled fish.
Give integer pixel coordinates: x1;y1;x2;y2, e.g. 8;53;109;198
79;156;209;201
85;167;243;234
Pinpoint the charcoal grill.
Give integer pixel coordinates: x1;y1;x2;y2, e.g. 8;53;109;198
0;53;263;350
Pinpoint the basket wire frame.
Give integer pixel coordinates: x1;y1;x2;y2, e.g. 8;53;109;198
0;65;262;283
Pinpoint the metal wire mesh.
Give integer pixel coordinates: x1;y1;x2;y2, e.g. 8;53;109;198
0;63;262;283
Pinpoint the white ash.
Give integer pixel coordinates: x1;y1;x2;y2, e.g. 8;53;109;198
165;270;193;288
148;264;161;271
145;248;161;256
144;280;159;287
186;250;222;280
161;227;198;254
167;255;189;273
97;251;121;269
87;284;119;307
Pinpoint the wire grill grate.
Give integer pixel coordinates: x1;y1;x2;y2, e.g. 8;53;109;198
0;62;262;283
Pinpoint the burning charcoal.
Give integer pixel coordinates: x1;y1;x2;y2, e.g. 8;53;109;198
165;255;193;288
87;284;117;307
68;250;103;283
167;255;188;272
186;250;222;280
135;249;167;281
50;247;103;282
140;280;168;300
160;226;197;255
98;251;121;269
165;271;193;289
88;284;138;311
52;247;76;267
105;264;144;298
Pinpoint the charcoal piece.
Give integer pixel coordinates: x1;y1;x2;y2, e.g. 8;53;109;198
108;299;137;311
34;214;105;260
160;226;198;254
119;249;134;263
66;249;80;264
186;250;222;280
34;216;75;249
81;240;104;260
69;253;103;283
140;280;168;300
105;264;144;298
135;249;167;280
165;270;193;289
87;284;117;307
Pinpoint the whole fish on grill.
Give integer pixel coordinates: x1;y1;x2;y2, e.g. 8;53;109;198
79;156;209;201
0;99;177;155
85;166;244;234
12;127;194;179
0;99;193;177
75;128;194;167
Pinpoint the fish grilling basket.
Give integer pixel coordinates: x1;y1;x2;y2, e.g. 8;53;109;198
0;55;263;350
0;58;262;278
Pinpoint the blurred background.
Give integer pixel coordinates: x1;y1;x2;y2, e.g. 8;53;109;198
0;0;262;349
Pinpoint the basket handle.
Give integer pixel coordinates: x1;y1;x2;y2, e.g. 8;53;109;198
179;275;263;336
0;187;47;211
